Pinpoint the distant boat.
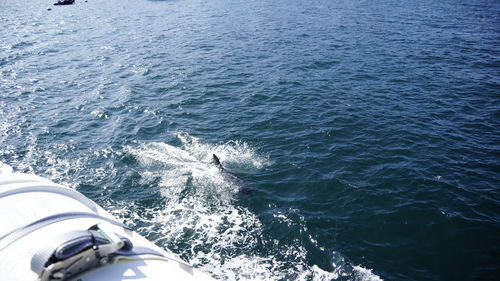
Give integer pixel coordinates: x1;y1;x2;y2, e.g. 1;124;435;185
54;0;75;5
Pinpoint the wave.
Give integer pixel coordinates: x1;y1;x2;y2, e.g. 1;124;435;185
122;132;382;281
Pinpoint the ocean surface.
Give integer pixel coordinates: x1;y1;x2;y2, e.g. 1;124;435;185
1;0;499;280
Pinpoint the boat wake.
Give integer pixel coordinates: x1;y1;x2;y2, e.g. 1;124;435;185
121;132;382;281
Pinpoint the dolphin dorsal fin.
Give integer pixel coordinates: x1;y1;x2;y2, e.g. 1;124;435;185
212;154;222;168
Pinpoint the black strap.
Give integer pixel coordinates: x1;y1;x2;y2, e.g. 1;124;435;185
30;228;167;281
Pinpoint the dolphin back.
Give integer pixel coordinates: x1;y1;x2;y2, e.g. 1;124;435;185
211;154;253;195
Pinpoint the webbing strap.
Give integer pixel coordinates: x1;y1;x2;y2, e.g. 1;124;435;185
0;212;131;251
31;227;168;281
30;230;106;275
31;228;134;277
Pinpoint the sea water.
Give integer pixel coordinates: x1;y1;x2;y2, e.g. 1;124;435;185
1;0;499;280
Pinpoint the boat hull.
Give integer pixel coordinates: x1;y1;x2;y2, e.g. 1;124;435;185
0;164;215;281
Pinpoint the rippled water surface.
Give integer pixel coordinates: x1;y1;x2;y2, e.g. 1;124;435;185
1;0;499;280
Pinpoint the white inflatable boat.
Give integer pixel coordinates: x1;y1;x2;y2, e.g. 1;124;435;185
0;161;216;281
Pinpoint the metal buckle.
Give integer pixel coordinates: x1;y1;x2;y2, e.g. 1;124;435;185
39;223;125;281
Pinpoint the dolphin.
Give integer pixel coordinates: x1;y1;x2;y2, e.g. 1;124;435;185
212;154;253;195
211;154;224;170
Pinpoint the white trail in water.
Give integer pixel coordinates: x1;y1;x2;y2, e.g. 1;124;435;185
122;132;381;281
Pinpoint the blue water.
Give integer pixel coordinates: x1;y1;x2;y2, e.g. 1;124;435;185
1;0;499;280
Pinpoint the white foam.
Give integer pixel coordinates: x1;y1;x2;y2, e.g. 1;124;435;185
176;132;271;170
122;132;383;281
353;266;384;281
